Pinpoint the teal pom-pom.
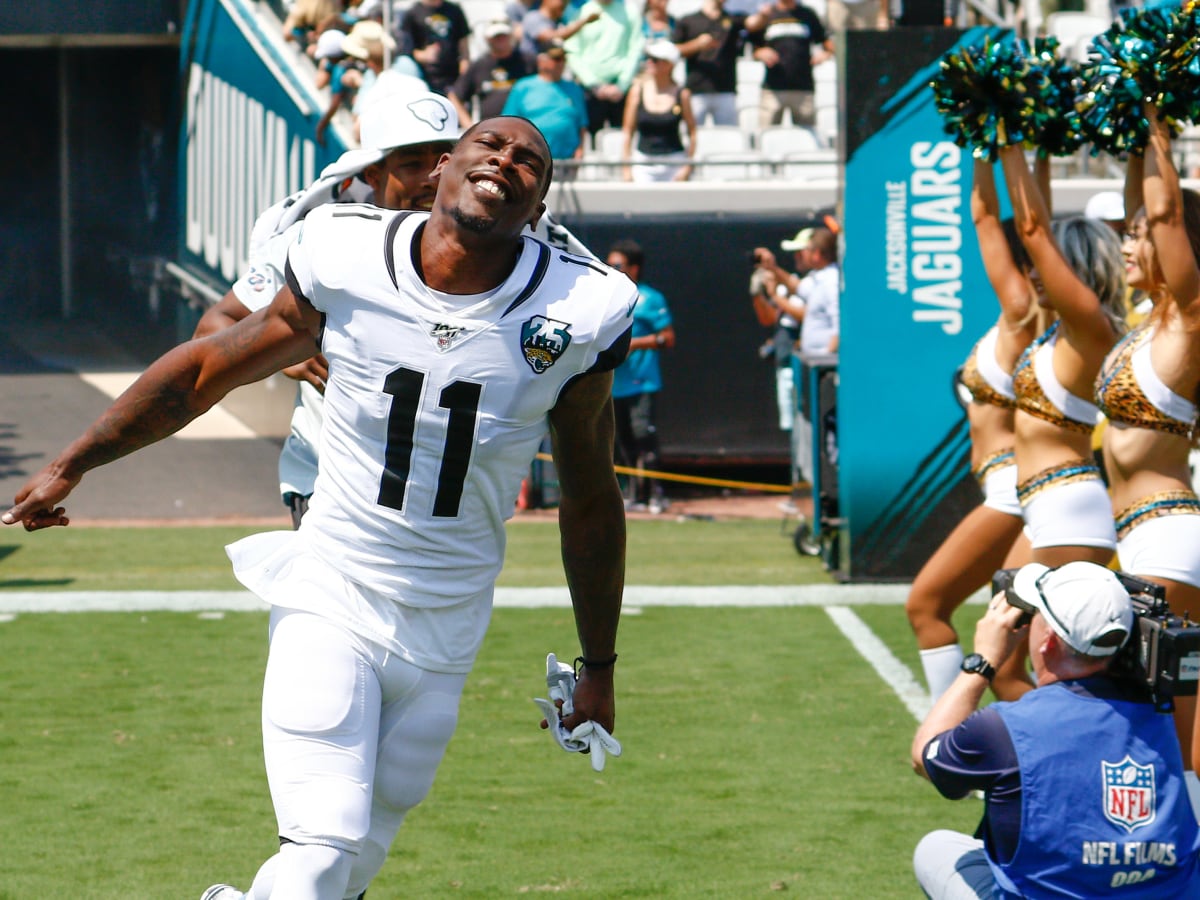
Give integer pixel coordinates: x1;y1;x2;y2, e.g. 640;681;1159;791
930;35;1042;161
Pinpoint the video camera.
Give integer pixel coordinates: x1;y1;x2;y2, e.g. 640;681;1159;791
992;568;1200;711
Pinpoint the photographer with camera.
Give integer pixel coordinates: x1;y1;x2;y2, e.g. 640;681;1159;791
751;226;838;491
911;561;1200;899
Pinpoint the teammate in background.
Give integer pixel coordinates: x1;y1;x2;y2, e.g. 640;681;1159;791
606;239;674;513
3;116;635;900
905;160;1041;704
193;88;462;528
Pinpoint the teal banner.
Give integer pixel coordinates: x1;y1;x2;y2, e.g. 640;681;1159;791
177;0;348;287
838;26;1006;580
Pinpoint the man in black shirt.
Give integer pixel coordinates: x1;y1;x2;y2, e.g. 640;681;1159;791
449;20;536;125
745;0;833;129
673;0;748;126
401;0;473;95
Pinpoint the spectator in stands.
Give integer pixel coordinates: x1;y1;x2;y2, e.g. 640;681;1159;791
642;0;675;43
563;0;646;135
519;0;600;56
673;0;751;126
502;45;590;163
449;20;536;125
312;27;350;91
401;0;473;96
283;0;341;50
607;239;675;514
317;24;386;146
337;21;403;139
620;40;696;182
745;0;833;130
825;0;889;30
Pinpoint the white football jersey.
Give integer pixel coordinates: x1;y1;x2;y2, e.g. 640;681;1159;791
286;206;635;609
230;179;593;499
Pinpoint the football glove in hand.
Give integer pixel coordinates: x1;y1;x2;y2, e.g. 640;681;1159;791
532;652;622;772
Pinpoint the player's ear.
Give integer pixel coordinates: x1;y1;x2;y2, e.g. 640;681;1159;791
430;152;453;182
527;201;546;233
360;161;385;193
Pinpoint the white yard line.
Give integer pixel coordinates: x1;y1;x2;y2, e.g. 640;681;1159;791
0;584;972;725
824;606;932;722
0;584;964;613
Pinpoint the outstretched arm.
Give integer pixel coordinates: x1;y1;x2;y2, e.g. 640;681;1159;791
998;145;1107;335
1143;103;1200;323
549;369;626;734
972;159;1033;328
3;286;321;530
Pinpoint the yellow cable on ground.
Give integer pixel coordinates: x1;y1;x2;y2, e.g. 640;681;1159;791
533;453;799;494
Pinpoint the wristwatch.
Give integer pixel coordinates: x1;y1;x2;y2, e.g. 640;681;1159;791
961;653;997;682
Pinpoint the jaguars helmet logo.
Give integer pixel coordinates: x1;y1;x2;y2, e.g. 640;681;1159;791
408;97;452;132
521;316;572;373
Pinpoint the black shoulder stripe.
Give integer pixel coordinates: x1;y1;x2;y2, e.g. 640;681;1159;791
559;253;607;275
502;240;551;317
284;258;325;351
383;211;417;290
284;257;309;304
590;325;632;374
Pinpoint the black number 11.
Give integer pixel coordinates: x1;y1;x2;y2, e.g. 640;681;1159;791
378;366;482;517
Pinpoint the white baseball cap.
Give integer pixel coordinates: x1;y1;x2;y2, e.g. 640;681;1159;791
780;227;814;252
314;29;348;60
321;86;462;181
644;39;680;64
484;19;513;37
1084;190;1125;223
1011;561;1134;657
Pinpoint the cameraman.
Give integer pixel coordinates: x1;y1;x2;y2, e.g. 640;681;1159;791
911;561;1200;899
750;229;808;437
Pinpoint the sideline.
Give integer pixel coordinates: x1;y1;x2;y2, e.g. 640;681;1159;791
0;584;989;613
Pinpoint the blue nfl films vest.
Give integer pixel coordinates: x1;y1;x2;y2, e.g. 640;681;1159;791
991;682;1200;898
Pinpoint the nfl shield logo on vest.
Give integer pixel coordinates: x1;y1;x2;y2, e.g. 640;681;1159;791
520;316;572;374
1102;756;1156;833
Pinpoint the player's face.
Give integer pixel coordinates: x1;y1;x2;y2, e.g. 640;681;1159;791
431;118;551;236
370;141;456;212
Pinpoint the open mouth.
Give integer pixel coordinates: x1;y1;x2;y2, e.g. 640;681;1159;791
471;173;509;201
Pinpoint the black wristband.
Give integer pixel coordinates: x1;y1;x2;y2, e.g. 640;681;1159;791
575;654;618;675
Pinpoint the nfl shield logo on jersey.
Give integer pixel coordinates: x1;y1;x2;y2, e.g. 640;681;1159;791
1102;756;1156;833
521;316;572;373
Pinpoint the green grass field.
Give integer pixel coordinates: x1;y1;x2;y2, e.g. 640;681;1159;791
0;520;986;898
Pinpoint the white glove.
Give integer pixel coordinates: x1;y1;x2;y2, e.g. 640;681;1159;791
532;652;622;772
567;719;623;772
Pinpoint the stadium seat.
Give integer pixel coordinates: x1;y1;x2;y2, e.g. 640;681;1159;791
693;150;762;181
757;124;823;156
692;125;754;180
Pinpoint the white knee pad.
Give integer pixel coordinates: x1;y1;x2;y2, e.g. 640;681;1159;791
273;841;355;900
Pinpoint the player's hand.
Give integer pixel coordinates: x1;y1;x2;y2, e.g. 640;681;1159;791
2;464;79;530
282;353;329;392
561;664;614;735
